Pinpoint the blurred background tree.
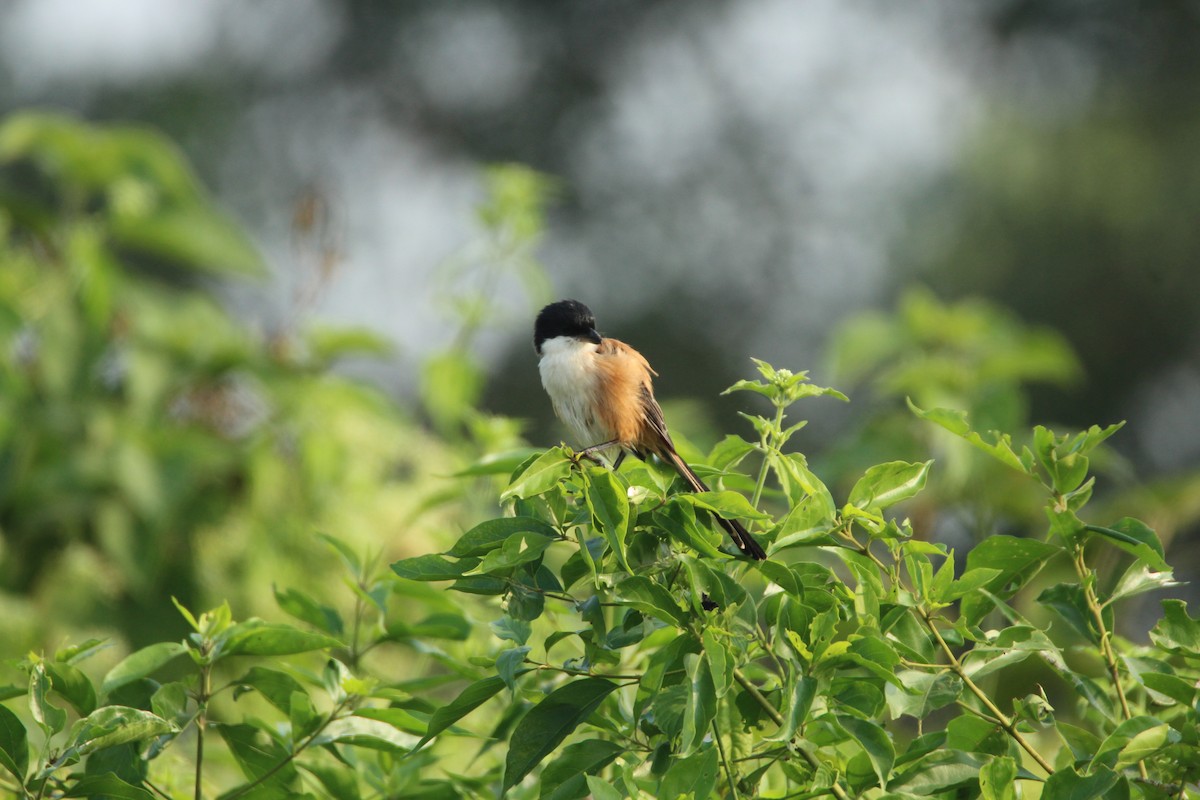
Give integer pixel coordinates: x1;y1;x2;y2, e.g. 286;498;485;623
0;113;527;661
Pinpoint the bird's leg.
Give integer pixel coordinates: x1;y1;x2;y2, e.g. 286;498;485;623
573;439;621;465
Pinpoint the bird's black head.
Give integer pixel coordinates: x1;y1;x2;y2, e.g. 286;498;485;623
534;299;602;354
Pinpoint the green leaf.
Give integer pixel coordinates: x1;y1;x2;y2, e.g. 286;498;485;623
391;554;478;582
502;448;574;501
1149;600;1200;656
765;673;815;744
1037;583;1099;644
1040;765;1119;800
62;774;155;800
889;750;988;794
497;647;531;692
311;716;419;753
584;775;621;800
1086;518;1169;571
217;723;295;788
66;706;174;755
477;532;555;573
978;756;1018;800
684;491;771;521
273;585;344;636
960;536;1062;625
660;745;719;800
101;642;187;696
1114;723;1177;769
886;671;962;719
584;467;633;572
233;667;307;715
353;707;428;737
838;715;894;787
848;461;932;512
770;493;838;551
29;663;66;737
617;576;688;627
539;739;625;799
503;678;619;792
701;630;733;699
679;654;716;757
1104;564;1179;607
490;615;532;645
419;676;506;748
1140;672;1196;706
907;401;1031;474
44;662;97;717
0;703;28;785
655;501;726;560
944;568;1003;602
1093;715;1166;769
448;517;559;557
221;621;341;657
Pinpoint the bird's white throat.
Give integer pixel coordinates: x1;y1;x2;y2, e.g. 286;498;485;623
538;336;607;447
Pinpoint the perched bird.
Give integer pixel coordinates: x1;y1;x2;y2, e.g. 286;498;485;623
534;299;767;560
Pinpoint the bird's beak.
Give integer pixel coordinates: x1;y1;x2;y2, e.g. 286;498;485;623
587;328;602;344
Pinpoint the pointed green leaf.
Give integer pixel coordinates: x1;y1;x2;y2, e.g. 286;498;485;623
101;642;187;697
538;738;625;799
62;774;155;800
0;703;28;785
419;676;506;747
502;448;574;500
978;756;1017;800
679;654;716;757
67;706;174;755
1086;518;1169;571
391;554;479;582
617;577;688;627
221;621;340;657
660;745;719;800
477;532;555;573
838;715;894;787
449;517;559;557
503;678;618;792
1040;765;1118;800
311;716;419;753
848;461;932;512
1114;723;1177;769
1149;600;1200;656
29;664;66;737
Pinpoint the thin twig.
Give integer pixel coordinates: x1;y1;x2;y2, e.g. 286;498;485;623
712;719;741;800
920;609;1055;775
732;669;853;800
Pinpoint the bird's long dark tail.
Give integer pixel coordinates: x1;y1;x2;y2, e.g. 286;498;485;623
664;450;767;560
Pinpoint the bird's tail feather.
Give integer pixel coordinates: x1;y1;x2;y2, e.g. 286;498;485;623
664;450;767;560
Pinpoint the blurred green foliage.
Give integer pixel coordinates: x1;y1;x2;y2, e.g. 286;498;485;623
0;112;487;654
827;288;1086;537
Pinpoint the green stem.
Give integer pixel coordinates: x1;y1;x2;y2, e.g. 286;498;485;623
751;402;787;509
732;669;852;800
222;698;352;800
194;661;211;800
1071;546;1148;781
920;609;1055;775
712;719;741;800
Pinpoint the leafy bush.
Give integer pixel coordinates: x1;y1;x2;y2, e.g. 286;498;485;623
1;112;1196;800
0;112;488;651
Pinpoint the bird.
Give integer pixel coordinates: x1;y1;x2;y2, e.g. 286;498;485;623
534;299;767;560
